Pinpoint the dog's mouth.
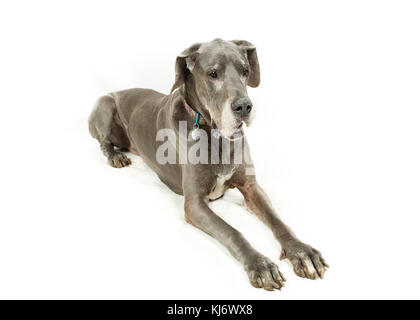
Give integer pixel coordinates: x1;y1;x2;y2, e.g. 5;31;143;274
212;121;245;141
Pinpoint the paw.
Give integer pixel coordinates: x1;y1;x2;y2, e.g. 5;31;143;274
280;242;329;280
108;153;132;168
245;255;286;291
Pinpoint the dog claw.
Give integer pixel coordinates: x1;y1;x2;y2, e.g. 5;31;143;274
245;255;286;291
108;153;132;168
281;242;328;280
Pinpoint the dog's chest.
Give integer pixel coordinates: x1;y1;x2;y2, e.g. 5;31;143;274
208;167;237;201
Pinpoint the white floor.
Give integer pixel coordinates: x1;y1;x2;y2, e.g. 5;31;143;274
1;0;420;299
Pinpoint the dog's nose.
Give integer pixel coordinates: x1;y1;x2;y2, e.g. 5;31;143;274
231;97;253;118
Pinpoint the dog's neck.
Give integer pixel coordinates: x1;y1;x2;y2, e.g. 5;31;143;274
181;77;211;125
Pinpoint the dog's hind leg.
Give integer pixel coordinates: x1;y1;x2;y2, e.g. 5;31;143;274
88;95;132;168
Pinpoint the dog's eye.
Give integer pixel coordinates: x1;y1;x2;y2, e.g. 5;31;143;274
208;71;218;79
243;68;249;77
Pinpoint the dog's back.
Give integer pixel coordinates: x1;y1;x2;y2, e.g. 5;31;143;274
109;88;166;129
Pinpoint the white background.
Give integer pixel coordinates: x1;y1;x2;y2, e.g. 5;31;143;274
1;0;419;299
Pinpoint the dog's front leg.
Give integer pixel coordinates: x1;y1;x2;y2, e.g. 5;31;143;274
184;195;286;290
236;179;329;280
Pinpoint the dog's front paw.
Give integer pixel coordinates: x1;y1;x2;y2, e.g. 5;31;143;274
245;254;286;291
280;241;329;280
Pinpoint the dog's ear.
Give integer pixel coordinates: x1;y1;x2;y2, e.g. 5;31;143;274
231;40;260;88
170;43;201;93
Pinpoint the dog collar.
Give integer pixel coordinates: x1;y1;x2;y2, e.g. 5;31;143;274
183;100;207;127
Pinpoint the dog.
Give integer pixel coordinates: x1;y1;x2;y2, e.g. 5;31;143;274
88;38;328;291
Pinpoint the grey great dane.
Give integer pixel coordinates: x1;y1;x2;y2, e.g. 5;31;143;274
88;39;328;291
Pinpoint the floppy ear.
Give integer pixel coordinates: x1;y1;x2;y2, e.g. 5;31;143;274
231;40;260;88
170;43;201;93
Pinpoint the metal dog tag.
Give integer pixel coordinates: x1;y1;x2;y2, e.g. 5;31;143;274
191;128;201;140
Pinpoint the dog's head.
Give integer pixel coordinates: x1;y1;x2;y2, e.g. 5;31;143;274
171;39;260;140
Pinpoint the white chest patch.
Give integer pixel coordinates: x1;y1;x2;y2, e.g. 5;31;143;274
208;172;235;201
